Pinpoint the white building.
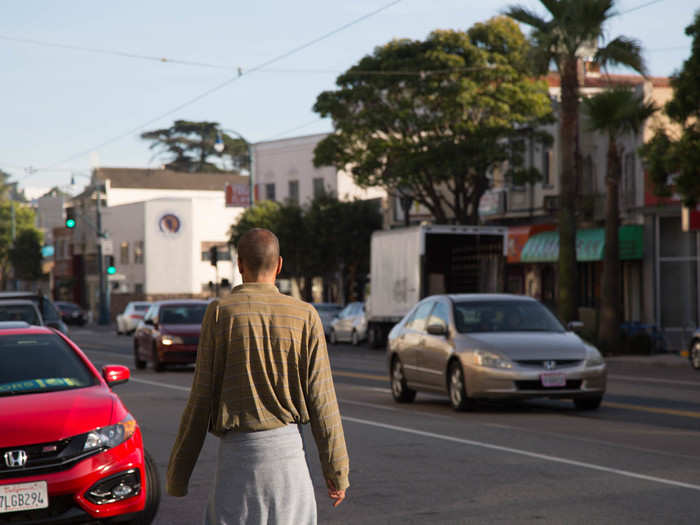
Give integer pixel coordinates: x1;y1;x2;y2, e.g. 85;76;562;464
102;196;244;296
253;133;386;205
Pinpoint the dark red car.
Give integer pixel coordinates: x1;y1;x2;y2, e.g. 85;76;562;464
0;323;160;523
133;300;208;372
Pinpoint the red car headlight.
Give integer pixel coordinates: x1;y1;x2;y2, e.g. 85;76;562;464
83;415;136;451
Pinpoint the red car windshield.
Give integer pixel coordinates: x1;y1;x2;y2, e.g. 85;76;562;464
159;305;207;324
0;333;96;397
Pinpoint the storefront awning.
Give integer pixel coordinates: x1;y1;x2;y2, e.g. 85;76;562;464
520;225;643;263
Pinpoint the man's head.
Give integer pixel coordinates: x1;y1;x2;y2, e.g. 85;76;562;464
236;228;283;283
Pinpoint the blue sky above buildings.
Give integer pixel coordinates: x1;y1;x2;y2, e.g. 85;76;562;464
1;0;696;197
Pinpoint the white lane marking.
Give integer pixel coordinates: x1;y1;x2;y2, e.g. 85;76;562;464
609;374;700;388
342;416;700;492
129;377;191;392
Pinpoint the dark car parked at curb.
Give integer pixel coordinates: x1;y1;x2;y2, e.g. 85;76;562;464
133;300;208;372
55;301;88;326
0;292;68;334
0;324;160;524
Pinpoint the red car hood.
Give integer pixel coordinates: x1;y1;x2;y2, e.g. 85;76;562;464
0;386;115;448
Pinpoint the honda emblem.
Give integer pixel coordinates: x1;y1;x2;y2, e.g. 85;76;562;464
4;450;28;468
543;360;557;370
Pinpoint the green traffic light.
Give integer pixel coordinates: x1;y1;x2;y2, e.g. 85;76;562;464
65;219;76;228
107;266;116;275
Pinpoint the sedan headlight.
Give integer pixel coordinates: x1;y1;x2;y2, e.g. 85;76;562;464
473;350;513;369
84;415;137;451
160;334;184;346
584;347;604;367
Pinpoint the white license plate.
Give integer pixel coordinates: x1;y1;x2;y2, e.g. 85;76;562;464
540;372;566;388
0;481;49;514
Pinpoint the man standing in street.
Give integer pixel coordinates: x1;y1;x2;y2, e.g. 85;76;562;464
167;228;349;524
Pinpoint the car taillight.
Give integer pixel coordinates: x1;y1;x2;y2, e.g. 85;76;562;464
129;314;143;319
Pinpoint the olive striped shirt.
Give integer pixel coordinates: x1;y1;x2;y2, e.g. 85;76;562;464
166;282;350;496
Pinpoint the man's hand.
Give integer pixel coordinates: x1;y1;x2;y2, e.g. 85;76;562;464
326;479;346;507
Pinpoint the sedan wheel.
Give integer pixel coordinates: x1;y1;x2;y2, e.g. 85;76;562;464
691;341;700;370
122;449;161;525
329;329;337;345
391;358;416;403
351;330;359;346
134;343;146;370
448;362;474;412
152;345;164;372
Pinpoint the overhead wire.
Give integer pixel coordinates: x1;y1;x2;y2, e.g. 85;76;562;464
42;0;404;171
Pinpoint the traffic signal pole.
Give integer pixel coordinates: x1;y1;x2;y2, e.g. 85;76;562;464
95;192;110;325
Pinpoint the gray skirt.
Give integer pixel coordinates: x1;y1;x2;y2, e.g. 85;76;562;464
204;424;317;525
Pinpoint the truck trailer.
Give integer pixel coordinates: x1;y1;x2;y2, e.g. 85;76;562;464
366;224;507;347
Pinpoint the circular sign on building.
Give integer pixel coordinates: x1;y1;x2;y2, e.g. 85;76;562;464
158;213;183;237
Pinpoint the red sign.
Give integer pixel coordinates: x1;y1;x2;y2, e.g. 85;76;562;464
225;183;250;208
507;224;556;263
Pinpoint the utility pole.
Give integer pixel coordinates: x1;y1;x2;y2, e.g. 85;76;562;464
95;190;109;325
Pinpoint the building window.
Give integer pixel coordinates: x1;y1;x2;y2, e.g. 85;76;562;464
622;152;636;210
265;183;276;201
120;242;129;264
134;240;144;264
134;283;144;295
542;148;553;186
289;180;299;205
313;178;325;198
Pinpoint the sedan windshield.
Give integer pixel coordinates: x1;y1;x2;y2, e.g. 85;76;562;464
0;304;40;325
159;305;207;324
454;300;565;334
0;333;96;396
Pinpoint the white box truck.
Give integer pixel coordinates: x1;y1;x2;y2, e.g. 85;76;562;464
366;224;507;347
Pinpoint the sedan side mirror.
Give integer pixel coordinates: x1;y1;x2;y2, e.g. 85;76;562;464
102;365;130;387
567;321;584;333
426;323;448;336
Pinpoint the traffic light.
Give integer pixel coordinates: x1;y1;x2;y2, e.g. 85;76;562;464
209;246;218;267
106;255;116;275
65;208;76;229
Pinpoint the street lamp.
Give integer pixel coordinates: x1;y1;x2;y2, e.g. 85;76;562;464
214;128;255;207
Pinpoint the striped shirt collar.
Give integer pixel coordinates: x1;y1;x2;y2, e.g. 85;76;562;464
232;282;280;294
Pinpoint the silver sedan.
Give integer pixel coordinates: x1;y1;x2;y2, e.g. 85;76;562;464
387;294;607;411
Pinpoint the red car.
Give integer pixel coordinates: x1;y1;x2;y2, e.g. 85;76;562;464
133;300;208;372
0;322;160;524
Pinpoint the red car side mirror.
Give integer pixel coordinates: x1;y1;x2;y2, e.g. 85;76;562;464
102;365;130;387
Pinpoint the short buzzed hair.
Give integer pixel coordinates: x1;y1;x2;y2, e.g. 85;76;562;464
237;228;280;276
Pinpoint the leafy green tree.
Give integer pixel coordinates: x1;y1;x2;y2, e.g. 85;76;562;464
141;120;249;173
583;88;656;352
640;10;700;206
0;201;39;289
10;229;43;281
506;0;647;323
313;17;553;225
230;195;382;302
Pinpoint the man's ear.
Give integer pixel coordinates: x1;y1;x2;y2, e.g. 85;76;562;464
276;256;283;277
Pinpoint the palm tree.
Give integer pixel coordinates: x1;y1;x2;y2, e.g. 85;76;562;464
504;0;646;322
583;88;656;352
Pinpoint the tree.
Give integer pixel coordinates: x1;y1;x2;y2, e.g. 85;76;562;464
583;88;656;352
505;0;647;323
0;201;39;289
313;17;553;226
140;120;249;173
229;195;382;302
640;10;700;206
9;229;43;281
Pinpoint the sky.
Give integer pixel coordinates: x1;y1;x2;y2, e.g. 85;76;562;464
1;0;697;198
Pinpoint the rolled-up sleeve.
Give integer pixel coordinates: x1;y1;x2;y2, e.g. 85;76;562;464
303;308;350;491
166;301;218;497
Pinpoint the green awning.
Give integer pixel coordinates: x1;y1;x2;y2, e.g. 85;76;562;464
520;225;643;263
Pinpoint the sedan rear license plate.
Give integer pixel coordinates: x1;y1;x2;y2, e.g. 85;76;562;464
540;372;566;388
0;481;48;513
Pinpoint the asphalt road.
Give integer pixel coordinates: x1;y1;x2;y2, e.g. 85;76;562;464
68;326;700;525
